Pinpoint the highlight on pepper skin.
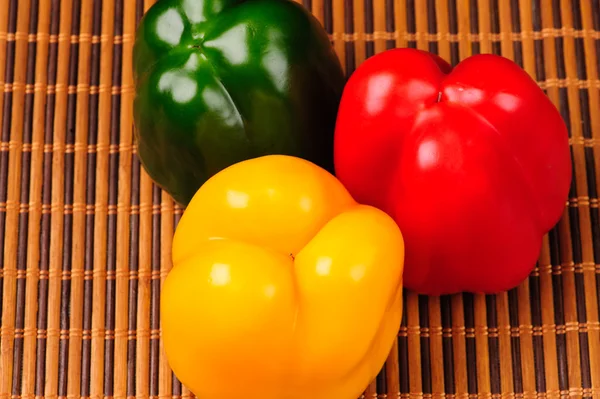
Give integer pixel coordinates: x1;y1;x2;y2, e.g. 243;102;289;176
160;155;405;399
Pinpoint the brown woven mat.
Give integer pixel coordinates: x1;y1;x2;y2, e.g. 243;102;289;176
1;0;599;398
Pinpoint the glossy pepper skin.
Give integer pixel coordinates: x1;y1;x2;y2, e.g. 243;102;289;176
133;0;345;206
161;155;405;399
334;48;572;295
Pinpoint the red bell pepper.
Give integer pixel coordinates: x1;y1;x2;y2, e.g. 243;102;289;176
334;48;572;295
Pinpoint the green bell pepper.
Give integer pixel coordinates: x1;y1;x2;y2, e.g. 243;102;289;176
132;0;346;206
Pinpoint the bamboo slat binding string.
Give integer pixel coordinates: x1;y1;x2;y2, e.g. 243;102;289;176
0;1;599;399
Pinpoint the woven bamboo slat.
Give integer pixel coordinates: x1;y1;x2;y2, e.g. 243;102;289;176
0;0;599;398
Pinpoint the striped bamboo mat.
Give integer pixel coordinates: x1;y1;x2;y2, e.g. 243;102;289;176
1;0;599;398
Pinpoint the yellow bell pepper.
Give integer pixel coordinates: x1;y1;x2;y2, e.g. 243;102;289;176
161;155;405;399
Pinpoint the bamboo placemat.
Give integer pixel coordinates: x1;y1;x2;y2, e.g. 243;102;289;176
0;0;599;398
